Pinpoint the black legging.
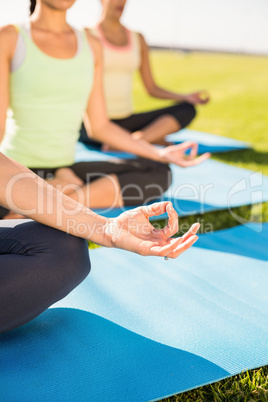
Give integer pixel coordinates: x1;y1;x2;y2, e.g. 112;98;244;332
79;102;196;148
0;219;91;333
0;159;171;219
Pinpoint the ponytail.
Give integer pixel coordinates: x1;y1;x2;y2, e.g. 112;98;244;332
30;0;37;15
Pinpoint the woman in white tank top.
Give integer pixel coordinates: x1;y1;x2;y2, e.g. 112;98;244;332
79;0;210;147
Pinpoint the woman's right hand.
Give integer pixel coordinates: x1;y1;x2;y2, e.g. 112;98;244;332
158;141;211;167
184;91;210;105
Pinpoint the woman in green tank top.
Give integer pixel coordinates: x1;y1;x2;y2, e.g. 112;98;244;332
0;0;210;219
0;152;201;332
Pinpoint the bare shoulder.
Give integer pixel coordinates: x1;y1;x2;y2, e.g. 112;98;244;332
0;25;19;59
85;28;102;61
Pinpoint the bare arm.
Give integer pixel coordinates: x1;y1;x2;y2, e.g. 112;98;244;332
0;152;111;246
85;32;161;160
139;34;209;105
0;26;18;143
85;31;210;167
0;153;200;258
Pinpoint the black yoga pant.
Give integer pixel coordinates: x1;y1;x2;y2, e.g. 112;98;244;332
0;159;171;219
0;219;91;333
79;102;196;147
31;158;171;207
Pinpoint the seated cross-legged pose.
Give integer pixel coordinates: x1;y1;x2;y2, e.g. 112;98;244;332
79;0;210;148
0;152;200;333
0;0;210;220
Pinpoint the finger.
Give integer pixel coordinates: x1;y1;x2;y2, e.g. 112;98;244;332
180;222;200;242
149;235;185;256
162;203;179;238
199;90;210;104
178;141;198;159
199;97;209;104
189;142;198;158
142;201;172;219
168;235;199;258
177;141;197;151
113;227;183;256
180;152;211;167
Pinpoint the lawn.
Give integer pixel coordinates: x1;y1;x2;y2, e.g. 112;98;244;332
133;50;268;233
132;51;268;401
133;51;268;175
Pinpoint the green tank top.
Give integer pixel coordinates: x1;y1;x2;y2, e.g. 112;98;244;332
1;25;94;168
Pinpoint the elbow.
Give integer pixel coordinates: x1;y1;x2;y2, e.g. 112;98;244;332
90;121;109;142
146;85;157;97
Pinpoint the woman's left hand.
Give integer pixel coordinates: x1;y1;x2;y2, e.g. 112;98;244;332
104;201;200;258
158;141;211;167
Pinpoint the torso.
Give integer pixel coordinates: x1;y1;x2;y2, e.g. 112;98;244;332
1;22;94;168
92;24;141;120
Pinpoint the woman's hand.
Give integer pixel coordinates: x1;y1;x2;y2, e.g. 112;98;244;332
158;141;210;167
184;91;210;105
104;201;200;258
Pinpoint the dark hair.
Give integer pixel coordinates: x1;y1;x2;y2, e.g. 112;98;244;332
30;0;37;15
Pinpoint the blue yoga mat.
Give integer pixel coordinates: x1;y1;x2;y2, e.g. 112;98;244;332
166;128;250;153
75;129;250;161
1;224;268;401
75;142;268;219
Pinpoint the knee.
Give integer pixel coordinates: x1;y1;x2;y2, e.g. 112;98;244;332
59;234;91;291
156;163;172;193
176;102;197;128
143;162;171;201
40;227;91;301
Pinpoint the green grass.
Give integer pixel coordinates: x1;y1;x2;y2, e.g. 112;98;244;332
133;51;268;400
134;51;268;174
133;50;268;232
161;367;268;401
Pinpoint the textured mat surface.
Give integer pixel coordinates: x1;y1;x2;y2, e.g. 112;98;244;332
75;144;268;218
1;224;267;402
75;129;250;162
166;128;250;153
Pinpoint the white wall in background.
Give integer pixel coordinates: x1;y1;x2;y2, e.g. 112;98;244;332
1;0;267;55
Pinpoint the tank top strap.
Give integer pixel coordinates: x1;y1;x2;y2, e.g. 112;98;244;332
81;28;95;61
10;23;31;73
16;21;31;39
80;28;89;51
130;31;141;53
13;25;20;33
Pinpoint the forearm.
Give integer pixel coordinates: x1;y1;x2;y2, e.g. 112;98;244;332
148;85;186;101
92;121;163;161
0;154;112;247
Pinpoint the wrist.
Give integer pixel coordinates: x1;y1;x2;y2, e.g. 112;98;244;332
180;94;188;102
156;147;169;163
101;218;115;248
82;213;113;248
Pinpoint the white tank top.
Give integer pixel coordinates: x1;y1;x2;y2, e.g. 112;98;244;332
92;25;141;119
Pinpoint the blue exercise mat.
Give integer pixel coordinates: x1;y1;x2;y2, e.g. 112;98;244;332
75;129;250;161
75;142;268;219
1;224;268;401
166;128;250;153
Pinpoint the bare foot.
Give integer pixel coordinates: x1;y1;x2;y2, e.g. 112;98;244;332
47;168;84;195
